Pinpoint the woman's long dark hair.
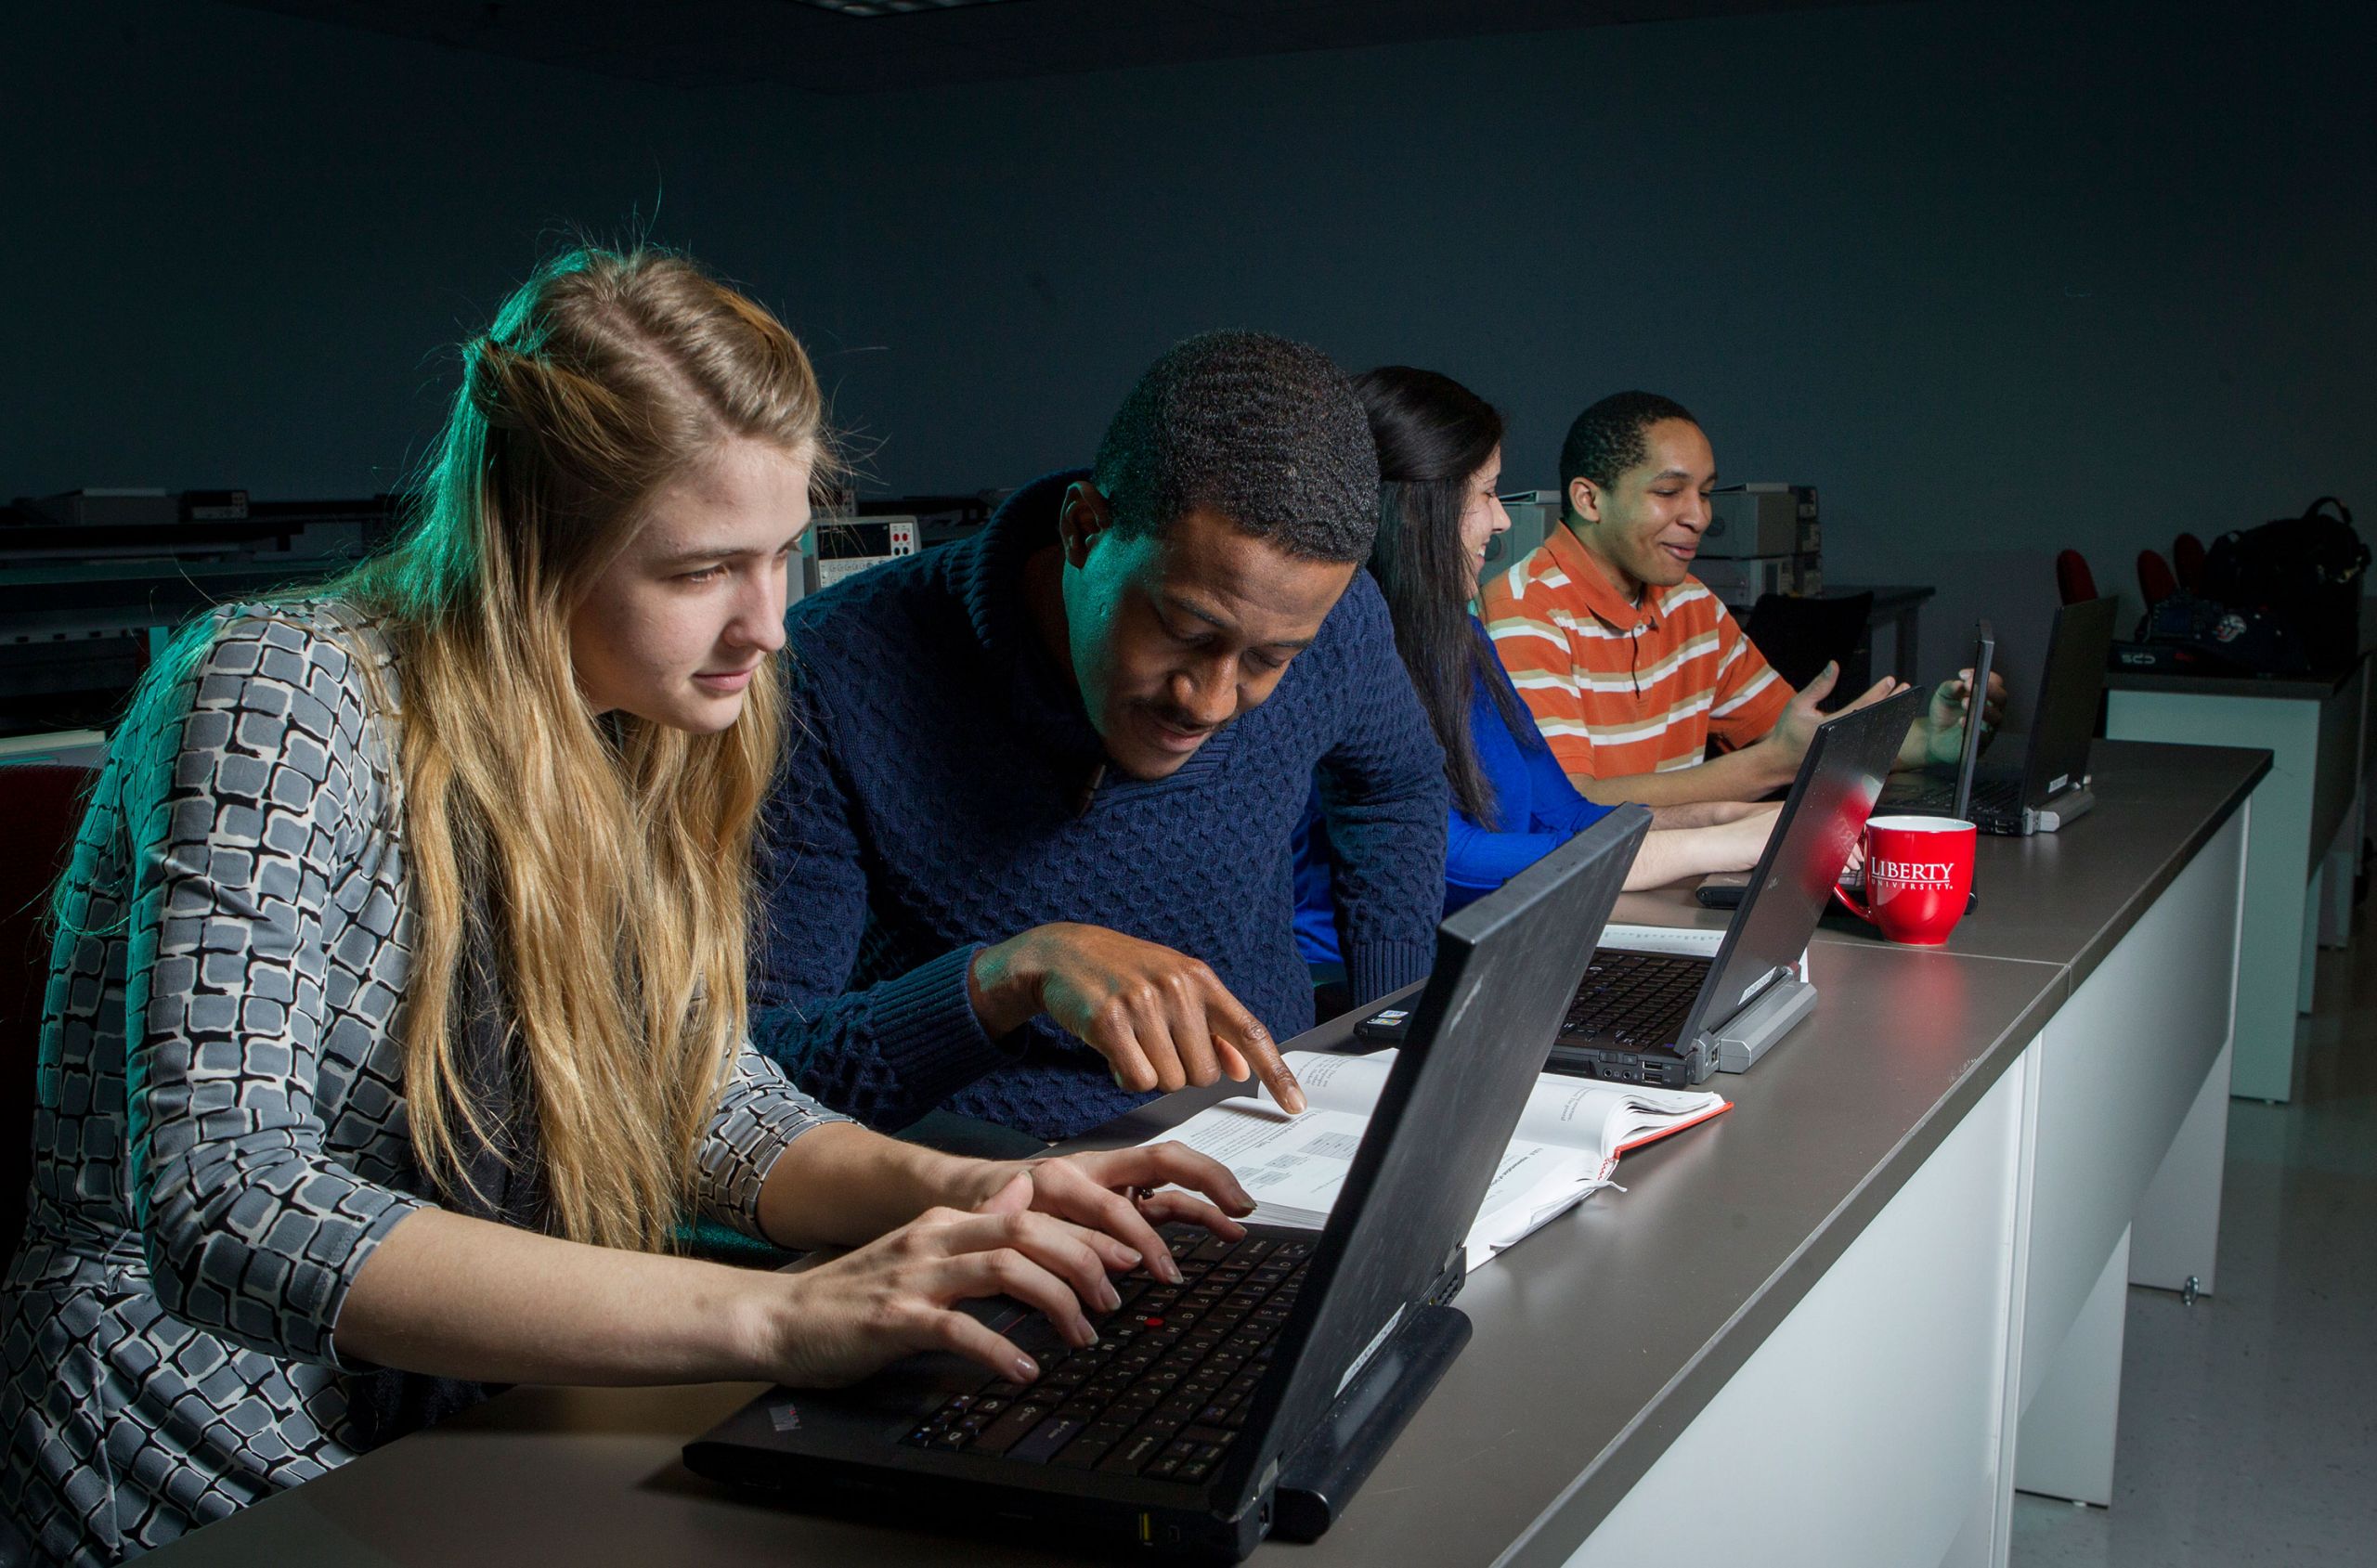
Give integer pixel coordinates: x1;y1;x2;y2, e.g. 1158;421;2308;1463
1353;366;1533;827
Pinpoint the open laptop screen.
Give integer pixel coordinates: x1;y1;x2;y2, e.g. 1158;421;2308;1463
1693;685;1922;1032
1214;808;1649;1513
1949;621;1996;817
2020;595;2119;806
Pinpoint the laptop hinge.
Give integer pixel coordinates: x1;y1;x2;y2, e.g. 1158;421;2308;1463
1270;1303;1472;1543
1729;963;1786;1017
1428;1249;1465;1307
1709;971;1819;1074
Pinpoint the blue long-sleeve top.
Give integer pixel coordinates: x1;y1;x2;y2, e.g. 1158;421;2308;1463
750;470;1448;1142
1295;617;1614;964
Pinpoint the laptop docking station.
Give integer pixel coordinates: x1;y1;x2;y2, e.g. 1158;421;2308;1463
1271;1303;1473;1542
2029;784;2096;835
1709;974;1818;1074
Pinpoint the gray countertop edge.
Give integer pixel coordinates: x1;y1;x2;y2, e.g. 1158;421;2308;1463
2103;660;2363;700
1504;957;2067;1567
2057;743;2266;994
1801;740;2267;992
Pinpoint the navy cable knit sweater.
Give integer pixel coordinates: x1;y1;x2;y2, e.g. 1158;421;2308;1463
749;471;1448;1140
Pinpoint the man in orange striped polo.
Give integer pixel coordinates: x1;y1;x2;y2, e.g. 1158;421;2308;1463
1479;392;1994;806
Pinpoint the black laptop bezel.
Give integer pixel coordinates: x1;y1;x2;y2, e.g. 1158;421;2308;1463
1192;808;1650;1515
2018;595;2119;810
1679;684;1920;1038
685;810;1652;1557
1948;620;1996;821
1560;685;1922;1081
1878;617;1999;823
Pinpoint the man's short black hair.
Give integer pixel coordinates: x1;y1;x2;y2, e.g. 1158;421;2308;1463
1559;391;1700;507
1093;330;1380;564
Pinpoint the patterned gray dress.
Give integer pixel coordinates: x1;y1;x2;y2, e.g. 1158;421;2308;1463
0;603;848;1565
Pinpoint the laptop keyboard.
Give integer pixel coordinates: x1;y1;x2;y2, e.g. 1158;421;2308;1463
1898;775;2023;819
899;1225;1313;1484
1561;949;1706;1047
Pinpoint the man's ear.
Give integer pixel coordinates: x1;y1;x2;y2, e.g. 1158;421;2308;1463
1058;481;1113;569
1567;475;1604;525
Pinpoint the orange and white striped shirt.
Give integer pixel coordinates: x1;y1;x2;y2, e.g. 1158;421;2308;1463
1477;523;1792;780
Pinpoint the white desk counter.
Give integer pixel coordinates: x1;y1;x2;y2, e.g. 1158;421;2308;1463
2105;654;2366;1100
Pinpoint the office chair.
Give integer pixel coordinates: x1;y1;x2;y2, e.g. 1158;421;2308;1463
2137;549;2180;607
0;764;92;1262
2173;532;2207;592
2055;549;2099;606
1744;590;1876;695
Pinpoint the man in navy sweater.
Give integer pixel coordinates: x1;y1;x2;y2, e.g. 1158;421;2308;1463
752;331;1447;1143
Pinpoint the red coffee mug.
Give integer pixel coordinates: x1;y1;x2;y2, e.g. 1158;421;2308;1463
1832;814;1976;946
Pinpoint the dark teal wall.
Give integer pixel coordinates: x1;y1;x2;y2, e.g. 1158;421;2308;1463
8;0;2374;694
789;0;2377;687
1;1;851;499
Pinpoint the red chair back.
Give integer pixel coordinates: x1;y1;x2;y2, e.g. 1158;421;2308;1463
2137;549;2180;606
2173;532;2207;592
2055;549;2099;605
1;764;95;1262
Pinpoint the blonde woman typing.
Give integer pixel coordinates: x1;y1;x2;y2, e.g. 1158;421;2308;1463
0;248;1250;1566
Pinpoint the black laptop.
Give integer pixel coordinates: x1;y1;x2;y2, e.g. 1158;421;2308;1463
1827;619;1997;847
684;809;1652;1561
1933;619;1996;823
1881;596;2119;835
1544;684;1921;1086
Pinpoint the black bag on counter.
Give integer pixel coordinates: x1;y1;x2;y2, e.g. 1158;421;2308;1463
2129;592;2310;676
2199;497;2369;670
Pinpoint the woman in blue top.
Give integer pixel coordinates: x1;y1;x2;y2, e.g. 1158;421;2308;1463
1295;368;1777;966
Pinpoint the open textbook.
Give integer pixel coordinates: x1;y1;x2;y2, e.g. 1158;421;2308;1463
1151;1050;1731;1270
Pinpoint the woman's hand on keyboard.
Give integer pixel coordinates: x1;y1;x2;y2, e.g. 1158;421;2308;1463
758;1179;1141;1389
952;1147;1255;1287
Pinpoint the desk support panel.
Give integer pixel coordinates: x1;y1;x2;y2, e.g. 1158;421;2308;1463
2107;696;2319;1100
1561;1060;2028;1568
2014;1226;2129;1507
2125;802;2246;1297
2020;808;2239;1404
2128;1038;2231;1297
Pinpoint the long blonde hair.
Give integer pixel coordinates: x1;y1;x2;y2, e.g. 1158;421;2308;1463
341;246;827;1251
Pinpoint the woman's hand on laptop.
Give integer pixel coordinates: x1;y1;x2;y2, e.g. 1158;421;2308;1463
750;1148;1254;1389
948;1145;1255;1287
1708;801;1784;869
968;923;1307;1114
1646;798;1771;829
758;1180;1156;1389
1624;802;1784;890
